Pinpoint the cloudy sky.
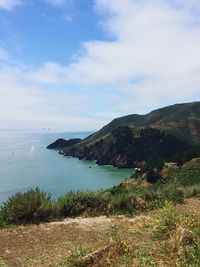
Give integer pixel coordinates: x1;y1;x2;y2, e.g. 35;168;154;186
0;0;200;131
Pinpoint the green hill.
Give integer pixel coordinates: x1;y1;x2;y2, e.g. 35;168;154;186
82;101;200;146
62;102;200;168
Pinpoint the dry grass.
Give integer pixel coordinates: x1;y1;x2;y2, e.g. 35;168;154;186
1;198;200;267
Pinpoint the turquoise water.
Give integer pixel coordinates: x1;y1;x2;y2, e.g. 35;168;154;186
0;130;134;203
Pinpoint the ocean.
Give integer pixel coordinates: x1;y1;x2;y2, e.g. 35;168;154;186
0;130;134;204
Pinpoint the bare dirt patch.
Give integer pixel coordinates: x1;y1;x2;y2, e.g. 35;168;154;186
0;215;146;267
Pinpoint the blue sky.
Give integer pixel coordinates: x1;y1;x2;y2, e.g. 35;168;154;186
0;0;106;65
0;0;200;130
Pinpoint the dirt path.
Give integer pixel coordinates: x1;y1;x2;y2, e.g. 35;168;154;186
0;215;146;267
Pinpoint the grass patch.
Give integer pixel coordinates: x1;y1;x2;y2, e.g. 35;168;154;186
137;249;156;267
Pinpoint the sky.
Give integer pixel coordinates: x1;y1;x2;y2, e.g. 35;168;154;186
0;0;200;131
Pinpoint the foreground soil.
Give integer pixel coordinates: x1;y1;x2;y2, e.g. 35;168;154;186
1;198;200;267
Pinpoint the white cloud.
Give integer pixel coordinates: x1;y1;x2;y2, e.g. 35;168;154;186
26;0;200;121
0;0;22;10
1;0;200;130
62;0;200;112
28;62;67;84
0;63;109;130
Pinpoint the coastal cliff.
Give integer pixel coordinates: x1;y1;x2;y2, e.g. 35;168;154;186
62;127;198;168
48;102;200;168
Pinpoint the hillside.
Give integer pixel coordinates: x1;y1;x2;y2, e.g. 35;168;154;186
61;102;200;168
75;101;200;146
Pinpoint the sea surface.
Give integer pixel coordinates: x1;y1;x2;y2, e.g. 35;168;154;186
0;130;134;204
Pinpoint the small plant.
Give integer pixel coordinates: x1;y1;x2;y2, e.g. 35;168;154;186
168;187;186;204
59;244;87;267
137;249;156;267
110;224;132;256
152;208;177;240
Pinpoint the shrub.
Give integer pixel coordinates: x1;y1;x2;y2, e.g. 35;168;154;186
111;193;145;214
157;178;186;204
111;193;134;213
146;168;160;184
152;209;177;240
107;185;125;195
167;187;186;204
56;191;111;217
185;185;200;198
0;187;54;224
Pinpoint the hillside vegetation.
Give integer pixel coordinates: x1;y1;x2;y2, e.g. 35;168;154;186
63;126;200;168
60;102;200;168
69;101;200;147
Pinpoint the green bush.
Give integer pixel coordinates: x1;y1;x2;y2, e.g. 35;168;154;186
185;185;200;198
146;168;160;184
107;185;125;195
0;187;54;224
56;191;111;217
152;209;177;240
167;187;185;204
111;193;145;214
111;193;134;213
156;177;186;204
